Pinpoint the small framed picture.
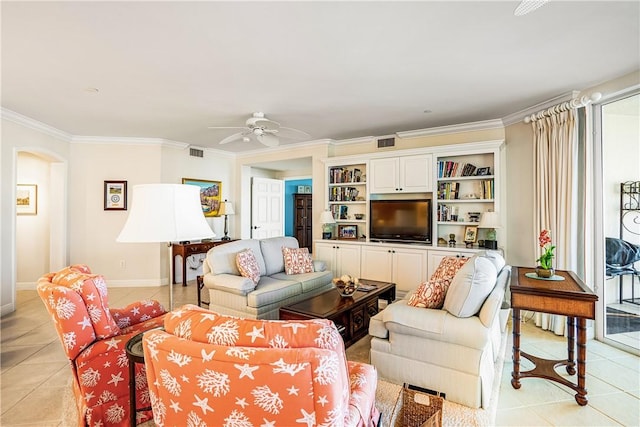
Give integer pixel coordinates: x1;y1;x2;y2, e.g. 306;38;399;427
475;167;491;176
297;185;305;193
104;181;127;210
338;224;358;239
339;205;349;220
16;184;37;215
304;185;312;193
464;226;478;243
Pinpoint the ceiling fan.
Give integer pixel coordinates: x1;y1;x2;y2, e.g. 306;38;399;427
209;112;310;147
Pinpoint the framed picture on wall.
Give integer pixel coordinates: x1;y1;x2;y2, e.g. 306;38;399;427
104;181;127;211
16;184;37;215
182;178;222;217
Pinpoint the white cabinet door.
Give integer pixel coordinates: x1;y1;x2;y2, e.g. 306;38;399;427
427;250;472;279
360;246;394;282
335;244;361;278
369;157;399;193
400;154;432;192
315;242;361;278
315;242;337;274
393;247;428;293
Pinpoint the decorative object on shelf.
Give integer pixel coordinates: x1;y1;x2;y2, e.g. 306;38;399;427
104;180;127;211
219;199;235;240
320;210;336;239
448;233;456;247
333;275;359;297
535;229;556;278
468;212;481;222
354;213;364;220
464;226;478;243
479;211;500;249
475;167;491;176
438;237;447;245
117;184;215;309
338;224;358;239
16;183;38;215
182;178;222;217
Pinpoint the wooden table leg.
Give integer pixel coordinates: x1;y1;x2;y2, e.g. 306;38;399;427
566;316;576;375
129;358;137;426
511;308;522;389
575;317;589;406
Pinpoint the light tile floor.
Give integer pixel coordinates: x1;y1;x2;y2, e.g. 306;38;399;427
1;285;639;426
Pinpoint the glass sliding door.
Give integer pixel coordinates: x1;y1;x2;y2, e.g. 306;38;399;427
600;92;640;353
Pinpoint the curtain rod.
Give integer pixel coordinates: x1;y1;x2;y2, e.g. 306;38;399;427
523;92;602;123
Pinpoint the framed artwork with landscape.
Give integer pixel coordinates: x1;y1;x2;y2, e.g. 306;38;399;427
182;178;222;217
16;184;37;215
338;224;358;239
104;181;127;211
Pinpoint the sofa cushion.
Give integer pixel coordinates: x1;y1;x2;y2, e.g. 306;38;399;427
282;247;314;274
260;236;299;276
270;270;334;293
236;248;261;284
247;277;302;308
444;255;497;318
207;239;266;276
408;256;470;308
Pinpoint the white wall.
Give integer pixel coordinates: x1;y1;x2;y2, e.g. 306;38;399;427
16;152;51;285
1;117;70;315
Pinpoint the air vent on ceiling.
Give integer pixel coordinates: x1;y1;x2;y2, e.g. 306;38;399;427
189;147;204;158
377;137;395;148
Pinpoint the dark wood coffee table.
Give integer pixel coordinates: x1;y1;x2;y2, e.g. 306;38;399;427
279;279;396;348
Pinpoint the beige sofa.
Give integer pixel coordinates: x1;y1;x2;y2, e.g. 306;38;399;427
369;251;511;409
202;236;333;319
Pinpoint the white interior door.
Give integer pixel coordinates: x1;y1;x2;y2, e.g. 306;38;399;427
251;177;284;238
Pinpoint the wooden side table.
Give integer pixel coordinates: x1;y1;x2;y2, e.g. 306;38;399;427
510;267;598;406
172;240;236;286
125;332;147;426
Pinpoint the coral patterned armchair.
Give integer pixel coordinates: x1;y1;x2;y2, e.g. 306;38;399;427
37;265;166;426
143;304;379;427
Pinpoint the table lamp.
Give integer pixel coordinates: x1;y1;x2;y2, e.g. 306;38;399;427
320;210;336;239
117;184;215;309
219;199;235;241
479;211;500;249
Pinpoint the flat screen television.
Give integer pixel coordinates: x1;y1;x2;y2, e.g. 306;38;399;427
369;199;431;244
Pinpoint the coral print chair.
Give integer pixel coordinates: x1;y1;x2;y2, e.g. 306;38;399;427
37;264;167;426
143;304;380;427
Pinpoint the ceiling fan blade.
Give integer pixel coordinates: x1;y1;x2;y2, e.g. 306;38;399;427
257;133;279;147
219;132;247;145
279;126;311;139
208;126;248;130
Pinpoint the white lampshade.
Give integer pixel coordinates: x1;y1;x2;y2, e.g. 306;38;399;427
117;184;215;310
117;184;215;243
478;211;501;229
219;200;235;216
320;210;336;224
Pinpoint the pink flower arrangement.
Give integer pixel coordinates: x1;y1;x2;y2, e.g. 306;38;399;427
536;229;555;269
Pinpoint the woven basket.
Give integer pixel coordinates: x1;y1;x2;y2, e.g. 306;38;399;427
396;385;443;427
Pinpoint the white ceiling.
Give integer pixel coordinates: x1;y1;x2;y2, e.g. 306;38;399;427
2;1;639;153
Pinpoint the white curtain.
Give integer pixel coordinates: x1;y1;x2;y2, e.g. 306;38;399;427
532;109;579;335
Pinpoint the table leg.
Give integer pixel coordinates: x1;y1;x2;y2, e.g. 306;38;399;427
575;317;589;406
511;308;521;389
566;316;576;375
129;360;137;426
182;255;188;287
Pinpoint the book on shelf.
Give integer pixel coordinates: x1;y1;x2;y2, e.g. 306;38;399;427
437;182;460;200
437;161;478;178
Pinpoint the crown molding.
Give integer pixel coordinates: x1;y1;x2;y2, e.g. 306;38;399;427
395;119;505;139
331;136;376;145
501;91;579;126
71;135;174;146
235;138;332;158
1;108;72;141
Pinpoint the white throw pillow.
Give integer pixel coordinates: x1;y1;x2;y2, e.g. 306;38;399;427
444;255;498;318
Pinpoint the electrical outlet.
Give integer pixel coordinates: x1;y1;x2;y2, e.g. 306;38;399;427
119;260;126;269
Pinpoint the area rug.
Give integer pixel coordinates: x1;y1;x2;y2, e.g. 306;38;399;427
63;330;507;426
606;306;640;334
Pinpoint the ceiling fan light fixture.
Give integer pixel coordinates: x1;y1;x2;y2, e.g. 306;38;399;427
514;0;549;16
